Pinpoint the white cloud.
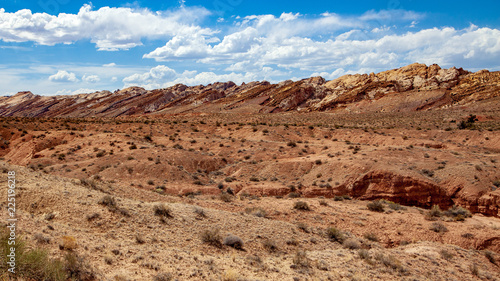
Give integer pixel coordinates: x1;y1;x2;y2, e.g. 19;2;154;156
144;11;500;73
103;63;116;67
0;4;213;50
49;70;79;82
55;88;98;95
122;65;283;89
82;74;100;83
123;65;177;88
359;10;423;22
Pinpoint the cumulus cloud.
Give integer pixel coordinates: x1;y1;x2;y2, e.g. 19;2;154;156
55;88;98;95
82;74;100;83
122;65;286;89
0;5;213;50
122;65;177;88
144;10;500;73
49;70;79;82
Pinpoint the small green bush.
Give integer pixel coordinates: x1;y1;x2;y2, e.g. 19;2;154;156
98;195;117;211
220;192;234;202
293;201;310;211
292;251;310;269
326;227;344;243
343;238;361;250
223;235;244;250
429;222;448;233
154;204;173;218
444;205;471;220
367;200;384;212
428;205;443;219
200;228;222;248
244;207;267;218
262;239;278;252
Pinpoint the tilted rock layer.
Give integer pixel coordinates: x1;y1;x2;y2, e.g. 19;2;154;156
1;63;500;117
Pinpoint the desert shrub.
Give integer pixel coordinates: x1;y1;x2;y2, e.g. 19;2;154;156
326;227;344;243
64;252;96;280
458;114;478;130
249;176;259;182
427;205;443;219
194;207;207;218
358;249;371;260
200;228;222;248
153;273;173;281
263;239;278;252
288;192;301;198
470;264;479;276
59;236;78;251
80;178;98;189
484;251;497;265
246;255;263;267
34;233;51;244
429;222;448;233
444;205;471;220
294;201;310;211
462;233;474;239
18;248;66;281
343;238;361;250
319;199;328;206
45;212;56;221
244;207;267;218
223;235;244;250
375;253;406;272
297;222;309;233
287;141;297;147
0;230;97;281
153;204;173;218
221;269;240;281
292;251;311;269
219;192;234;202
387;201;407;211
363;232;379;242
135;234;146;244
440;249;454;261
333;196;344;201
421;169;434;177
367;200;384;212
98;195;117;211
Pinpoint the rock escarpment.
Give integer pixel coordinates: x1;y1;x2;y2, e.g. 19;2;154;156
1;63;499;117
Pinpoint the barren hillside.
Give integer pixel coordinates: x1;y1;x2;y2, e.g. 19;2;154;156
1;63;500;280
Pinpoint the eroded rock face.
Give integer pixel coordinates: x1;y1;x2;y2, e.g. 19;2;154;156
346;170;453;208
1;63;498;117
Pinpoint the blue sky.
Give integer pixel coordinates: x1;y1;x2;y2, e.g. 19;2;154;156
0;0;499;95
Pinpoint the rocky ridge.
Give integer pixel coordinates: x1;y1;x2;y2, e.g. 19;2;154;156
1;63;499;117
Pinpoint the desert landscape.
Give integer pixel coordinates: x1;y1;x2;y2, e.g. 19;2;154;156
0;63;499;280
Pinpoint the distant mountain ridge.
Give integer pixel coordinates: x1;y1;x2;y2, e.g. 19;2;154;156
1;63;499;117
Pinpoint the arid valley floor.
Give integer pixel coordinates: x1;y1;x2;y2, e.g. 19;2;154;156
1;64;500;280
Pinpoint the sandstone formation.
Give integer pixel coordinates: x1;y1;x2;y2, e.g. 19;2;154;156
1;63;499;117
